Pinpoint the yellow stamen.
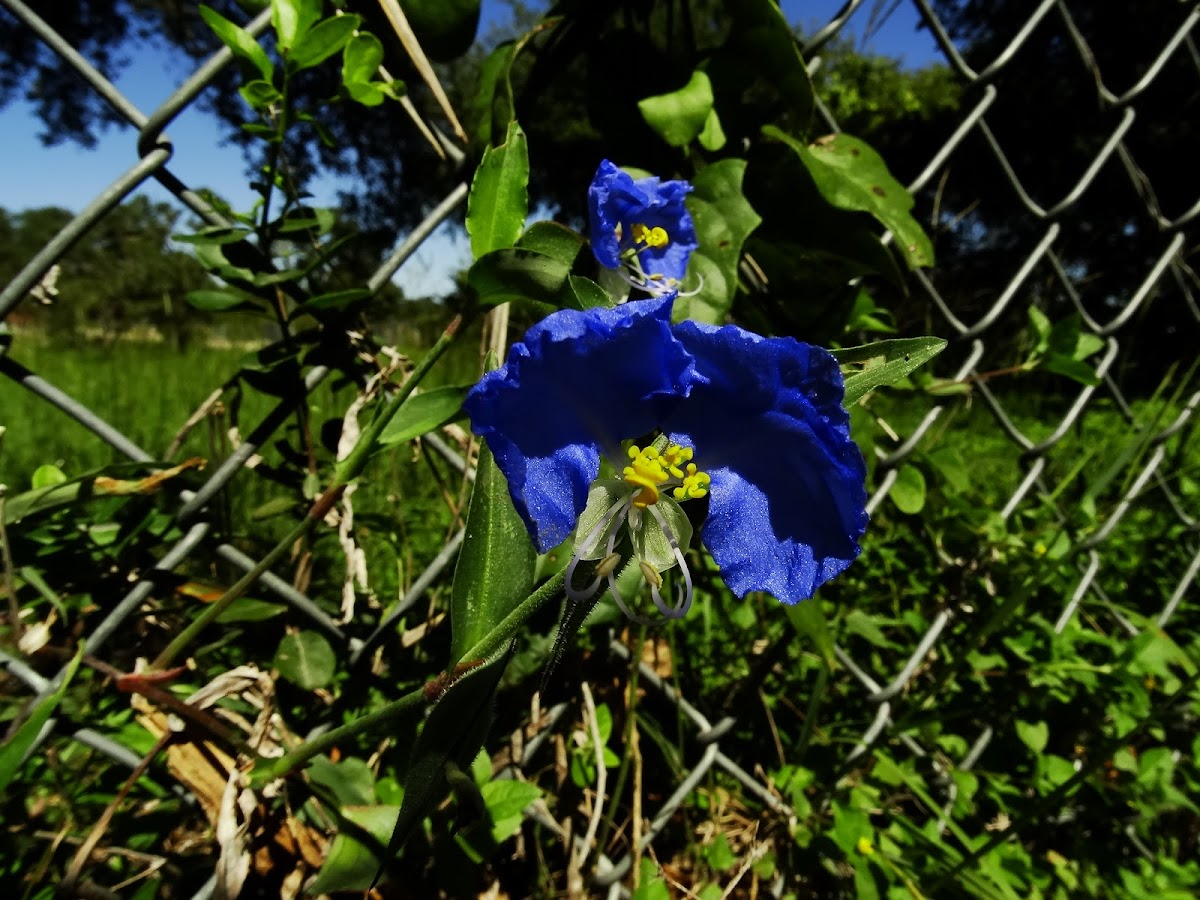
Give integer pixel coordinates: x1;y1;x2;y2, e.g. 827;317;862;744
624;444;669;509
625;442;710;508
631;223;669;248
672;463;711;501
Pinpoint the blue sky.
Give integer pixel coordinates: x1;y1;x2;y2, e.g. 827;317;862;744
0;1;941;296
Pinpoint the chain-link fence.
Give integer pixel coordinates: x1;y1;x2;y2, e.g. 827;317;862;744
1;0;1198;896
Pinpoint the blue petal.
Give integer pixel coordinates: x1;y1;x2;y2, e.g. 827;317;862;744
587;160;631;270
464;297;697;552
663;321;868;603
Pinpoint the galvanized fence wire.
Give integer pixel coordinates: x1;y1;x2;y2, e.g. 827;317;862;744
0;0;1197;894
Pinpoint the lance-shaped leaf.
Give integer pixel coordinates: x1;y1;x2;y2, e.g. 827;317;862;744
467;249;573;309
467;120;530;259
199;5;273;81
764;125;933;270
378;646;514;870
308;805;398;894
0;647;82;792
289;15;361;71
449;437;535;666
377;384;469;447
834;337;947;406
271;0;321;52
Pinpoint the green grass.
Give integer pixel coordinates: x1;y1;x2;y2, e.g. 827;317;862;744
0;333;483;605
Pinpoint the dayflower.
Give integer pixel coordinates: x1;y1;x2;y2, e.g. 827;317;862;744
588;159;699;296
463;295;868;619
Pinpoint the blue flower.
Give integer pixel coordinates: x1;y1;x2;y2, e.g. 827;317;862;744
588;160;699;295
463;296;868;615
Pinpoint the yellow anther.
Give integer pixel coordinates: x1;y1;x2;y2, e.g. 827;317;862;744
672;463;711;502
624;444;670;509
660;443;692;478
595;552;623;578
639;560;663;589
857;837;875;856
631;223;669;248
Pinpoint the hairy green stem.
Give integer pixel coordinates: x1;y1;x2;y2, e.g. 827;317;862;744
459;567;568;664
249;685;426;787
153;513;316;670
251;567;567;785
154;315;468;670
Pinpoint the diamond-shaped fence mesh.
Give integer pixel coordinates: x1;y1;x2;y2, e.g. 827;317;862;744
1;0;1198;896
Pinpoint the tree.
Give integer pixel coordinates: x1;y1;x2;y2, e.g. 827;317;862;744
0;196;214;345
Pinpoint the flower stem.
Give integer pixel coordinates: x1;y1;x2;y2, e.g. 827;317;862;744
459;567;569;664
152;314;468;671
152;514;316;671
249;566;568;786
249;685;426;787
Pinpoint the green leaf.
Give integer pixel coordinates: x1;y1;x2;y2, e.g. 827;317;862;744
172;225;253;246
843;609;895;649
31;465;67;490
786;597;835;668
480;779;541;841
277;206;335;234
467;120;530;259
238;79;282;111
467;249;572;309
471;41;517;149
251;496;297;521
306;805;398;894
0;646;82;792
515;221;585;266
199;5;273;82
638;70;715;148
345;80;385;106
927;447;969;494
274;630;336;690
632;876;671;900
834;336;947;406
1016;720;1049;754
289;15;360;70
449;437;535;666
294;288;371;314
382;648;512;861
270;0;321;52
456;779;543;861
3;461;203;525
713;0;814;127
698;108;726;152
1027;305;1052;351
1041;354;1100;387
567;275;612;310
377;385;470;447
677;159;761;324
400;0;481;62
307;755;376;807
342;32;383;84
889;464;926;515
185;289;252;312
763;126;933;270
705;833;737;871
215;598;286;624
